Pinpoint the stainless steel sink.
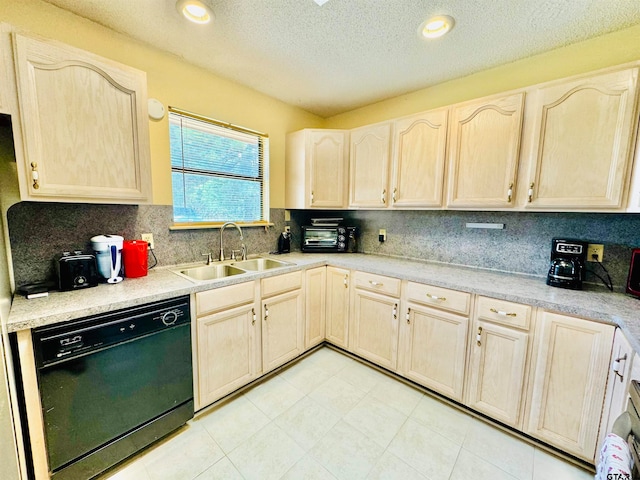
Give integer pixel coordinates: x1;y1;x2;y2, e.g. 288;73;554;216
231;258;293;271
178;264;246;281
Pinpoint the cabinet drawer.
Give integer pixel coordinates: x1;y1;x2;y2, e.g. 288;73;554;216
476;296;531;330
406;282;470;315
196;281;255;316
353;271;401;297
261;271;302;298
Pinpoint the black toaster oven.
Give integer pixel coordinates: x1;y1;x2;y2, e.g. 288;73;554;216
56;251;99;291
301;226;356;253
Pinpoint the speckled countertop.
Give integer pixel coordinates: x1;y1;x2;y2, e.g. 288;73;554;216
8;253;640;351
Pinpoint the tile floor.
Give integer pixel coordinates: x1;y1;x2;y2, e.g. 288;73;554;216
101;347;594;480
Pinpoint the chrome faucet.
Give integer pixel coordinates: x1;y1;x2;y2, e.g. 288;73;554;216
220;222;246;261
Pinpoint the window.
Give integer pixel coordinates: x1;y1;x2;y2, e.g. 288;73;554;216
169;108;269;225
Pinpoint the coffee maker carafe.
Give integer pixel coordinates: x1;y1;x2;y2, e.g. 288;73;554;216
546;238;588;290
91;235;124;284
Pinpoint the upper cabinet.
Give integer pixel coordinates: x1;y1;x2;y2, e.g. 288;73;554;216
446;93;525;208
523;67;639;210
349;122;392;208
12;33;152;204
285;129;349;209
391;108;448;208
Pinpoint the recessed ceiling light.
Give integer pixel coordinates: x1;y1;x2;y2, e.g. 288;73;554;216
419;15;455;39
176;0;213;24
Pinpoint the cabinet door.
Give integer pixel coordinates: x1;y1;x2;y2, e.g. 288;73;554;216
525;311;614;461
305;267;326;349
12;33;151;203
447;93;524;208
262;289;304;372
309;131;349;208
391;109;448;208
350;288;399;370
525;68;639;209
349;123;392;208
466;320;529;427
326;267;350;348
197;303;260;407
401;303;468;401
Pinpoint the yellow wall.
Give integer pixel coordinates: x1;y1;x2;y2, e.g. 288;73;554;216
326;23;640;129
0;0;325;207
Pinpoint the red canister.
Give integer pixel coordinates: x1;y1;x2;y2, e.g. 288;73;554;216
122;240;148;278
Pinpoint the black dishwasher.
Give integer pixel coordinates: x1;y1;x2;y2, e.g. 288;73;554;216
33;296;193;480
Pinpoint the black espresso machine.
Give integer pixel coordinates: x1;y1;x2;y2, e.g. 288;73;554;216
546;238;588;290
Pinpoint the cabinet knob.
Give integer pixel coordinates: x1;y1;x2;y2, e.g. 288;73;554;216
612;353;628;381
406;308;411;324
252;308;256;325
343;275;348;288
392;303;397;320
264;305;269;321
369;280;383;287
507;183;513;203
490;308;517;317
476;326;483;346
528;182;535;203
31;162;40;189
426;293;446;302
381;189;386;204
310;191;314;204
392;188;397;203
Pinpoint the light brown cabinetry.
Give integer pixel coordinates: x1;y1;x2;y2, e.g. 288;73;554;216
305;267;326;349
391;109;448;208
261;272;304;373
524;67;639;210
399;282;470;401
446;93;525;208
195;282;261;409
285;129;349;209
466;297;532;427
12;33;152;203
325;266;350;348
349;271;401;369
525;310;614;461
349;122;392;208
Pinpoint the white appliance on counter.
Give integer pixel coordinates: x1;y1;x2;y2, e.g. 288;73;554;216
91;234;124;284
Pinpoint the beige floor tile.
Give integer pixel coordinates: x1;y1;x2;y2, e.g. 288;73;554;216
274;396;341;451
365;450;428;480
335;361;389;392
343;395;408;448
309;420;385;480
227;423;305;480
305;347;354;375
449;449;518;480
279;360;334;394
142;423;224;480
387;419;460;479
281;454;338;480
409;394;472;445
462;418;534;480
367;375;423;416
244;374;305;419
308;375;367;416
532;448;594;480
197;394;270;453
195;456;244;480
99;457;151;480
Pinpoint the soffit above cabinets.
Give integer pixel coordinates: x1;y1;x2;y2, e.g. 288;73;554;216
42;0;640;117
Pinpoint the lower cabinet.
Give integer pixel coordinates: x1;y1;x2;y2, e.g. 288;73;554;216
349;272;401;370
325;266;350;348
305;267;326;349
261;272;304;373
524;310;615;461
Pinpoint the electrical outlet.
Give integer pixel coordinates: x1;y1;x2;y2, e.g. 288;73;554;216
379;229;386;242
587;243;604;262
284;226;291;233
141;233;154;250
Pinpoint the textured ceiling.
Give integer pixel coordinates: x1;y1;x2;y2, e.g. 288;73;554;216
42;0;640;117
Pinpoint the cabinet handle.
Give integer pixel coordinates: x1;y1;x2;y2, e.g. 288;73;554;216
476;326;483;346
392;303;397;320
343;275;348;288
406;308;410;324
310;191;314;204
251;308;256;325
426;293;446;301
369;280;383;287
612;353;628;381
490;308;517;317
507;183;513;203
381;189;386;204
528;182;534;203
392;188;397;203
31;162;40;189
264;305;268;321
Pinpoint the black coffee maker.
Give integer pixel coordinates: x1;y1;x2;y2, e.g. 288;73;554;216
546;238;588;290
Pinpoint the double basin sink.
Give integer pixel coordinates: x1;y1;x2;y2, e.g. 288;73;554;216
175;258;293;281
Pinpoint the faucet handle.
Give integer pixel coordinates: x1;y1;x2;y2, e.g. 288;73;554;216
231;249;242;260
202;252;213;265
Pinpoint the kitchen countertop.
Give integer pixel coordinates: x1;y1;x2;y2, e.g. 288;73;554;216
7;252;640;351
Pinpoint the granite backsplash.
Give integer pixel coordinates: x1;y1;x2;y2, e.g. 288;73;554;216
7;203;287;287
289;209;640;292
